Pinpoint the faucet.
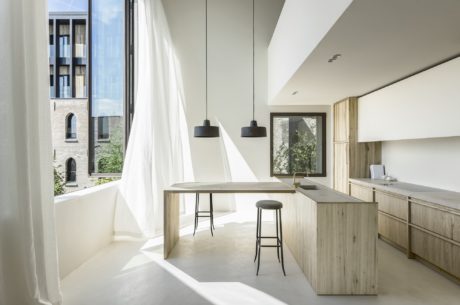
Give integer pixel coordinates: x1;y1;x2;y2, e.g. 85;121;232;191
292;171;309;188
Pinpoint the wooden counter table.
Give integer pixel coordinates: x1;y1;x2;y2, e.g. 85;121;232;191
163;182;295;258
164;180;378;295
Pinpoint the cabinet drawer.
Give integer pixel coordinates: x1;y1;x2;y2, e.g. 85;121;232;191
411;203;453;239
350;183;373;202
411;228;453;275
375;191;407;220
453;243;460;278
378;213;407;249
453;214;460;243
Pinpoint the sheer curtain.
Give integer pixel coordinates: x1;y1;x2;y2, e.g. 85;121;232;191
114;0;190;237
0;0;62;304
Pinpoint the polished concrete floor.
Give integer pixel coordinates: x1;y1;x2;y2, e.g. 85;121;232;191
61;212;460;305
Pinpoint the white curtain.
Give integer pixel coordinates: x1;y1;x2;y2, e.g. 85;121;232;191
114;0;190;237
0;0;62;305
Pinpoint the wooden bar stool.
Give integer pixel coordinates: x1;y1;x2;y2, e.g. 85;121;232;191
254;200;286;276
193;193;215;236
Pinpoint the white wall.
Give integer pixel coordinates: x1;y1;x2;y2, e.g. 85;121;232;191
267;0;352;103
358;57;460;142
55;182;117;278
382;137;460;192
162;0;333;210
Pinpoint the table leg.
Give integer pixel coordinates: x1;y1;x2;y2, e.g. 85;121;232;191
164;191;180;259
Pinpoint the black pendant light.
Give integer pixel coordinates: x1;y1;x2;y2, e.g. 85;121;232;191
241;0;266;138
194;0;219;138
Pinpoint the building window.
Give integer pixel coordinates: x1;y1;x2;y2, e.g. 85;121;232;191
66;158;77;183
66;113;77;139
270;113;326;177
97;116;110;140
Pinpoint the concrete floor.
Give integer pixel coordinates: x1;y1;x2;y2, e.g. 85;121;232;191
61;212;460;305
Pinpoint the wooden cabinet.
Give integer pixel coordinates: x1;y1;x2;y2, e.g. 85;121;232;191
350;183;374;202
411;202;453;239
349;181;460;281
378;213;407;249
411;228;454;274
375;191;408;220
453;214;460;243
284;193;377;295
333;97;381;194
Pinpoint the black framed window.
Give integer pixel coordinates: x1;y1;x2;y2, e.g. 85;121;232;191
66;158;77;182
270;113;326;177
66;113;77;139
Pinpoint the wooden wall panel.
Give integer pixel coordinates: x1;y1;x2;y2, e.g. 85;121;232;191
334;142;349;194
333;99;349;142
349;142;382;179
317;203;378;295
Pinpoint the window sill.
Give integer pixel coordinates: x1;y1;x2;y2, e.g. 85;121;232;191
65;183;78;187
97;139;110;143
65;139;78;143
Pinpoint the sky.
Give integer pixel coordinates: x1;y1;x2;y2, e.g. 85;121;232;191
49;0;88;12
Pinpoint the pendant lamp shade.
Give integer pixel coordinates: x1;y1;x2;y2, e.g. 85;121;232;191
241;120;266;137
194;0;219;138
241;0;266;138
194;119;220;137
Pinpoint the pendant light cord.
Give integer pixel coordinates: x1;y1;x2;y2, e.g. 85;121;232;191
205;0;208;119
252;0;255;121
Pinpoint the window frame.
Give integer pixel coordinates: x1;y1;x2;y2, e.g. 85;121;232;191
270;112;327;177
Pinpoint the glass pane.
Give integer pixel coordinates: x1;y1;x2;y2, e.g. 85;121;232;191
272;114;325;176
49;0;88;13
91;0;125;174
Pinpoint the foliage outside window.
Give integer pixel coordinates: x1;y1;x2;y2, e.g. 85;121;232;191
271;113;326;177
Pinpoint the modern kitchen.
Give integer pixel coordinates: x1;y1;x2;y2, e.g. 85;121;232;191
2;0;460;305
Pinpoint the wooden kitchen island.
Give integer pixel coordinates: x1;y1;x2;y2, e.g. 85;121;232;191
163;181;377;295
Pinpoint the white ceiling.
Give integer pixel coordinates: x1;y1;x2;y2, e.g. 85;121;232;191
270;0;460;105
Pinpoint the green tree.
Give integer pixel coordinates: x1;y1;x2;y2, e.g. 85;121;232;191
273;130;317;175
96;127;124;173
54;167;65;196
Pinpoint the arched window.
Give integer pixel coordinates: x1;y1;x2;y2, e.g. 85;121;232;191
66;158;76;183
66;113;77;139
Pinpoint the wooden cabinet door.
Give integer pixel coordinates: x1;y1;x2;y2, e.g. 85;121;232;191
334;142;349;194
411;228;453;274
375;191;408;220
350;183;374;201
453;214;460;243
411;203;453;239
378;213;407;249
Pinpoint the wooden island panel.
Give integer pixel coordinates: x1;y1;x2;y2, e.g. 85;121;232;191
284;193;377;295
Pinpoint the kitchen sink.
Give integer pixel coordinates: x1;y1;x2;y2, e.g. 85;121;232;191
299;185;319;190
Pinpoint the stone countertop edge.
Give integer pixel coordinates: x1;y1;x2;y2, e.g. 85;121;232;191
277;178;371;204
349;178;460;211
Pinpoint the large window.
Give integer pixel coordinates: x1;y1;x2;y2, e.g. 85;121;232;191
48;0;134;195
270;113;326;177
